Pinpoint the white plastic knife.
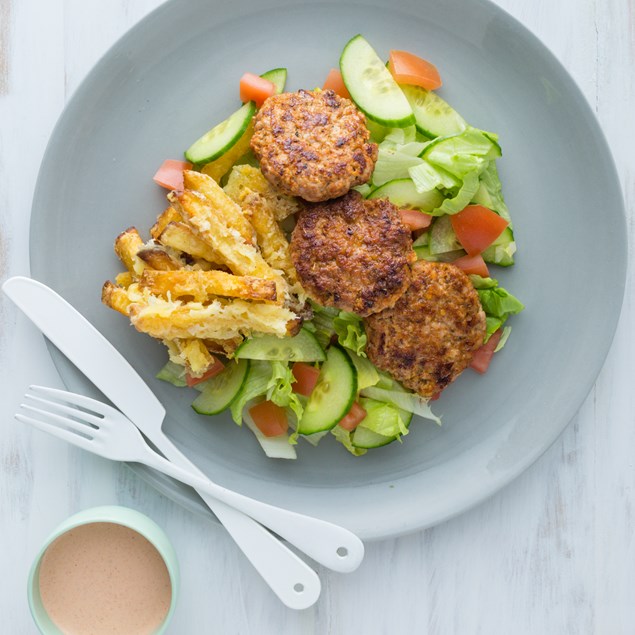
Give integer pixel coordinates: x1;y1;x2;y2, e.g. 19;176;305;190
2;275;323;609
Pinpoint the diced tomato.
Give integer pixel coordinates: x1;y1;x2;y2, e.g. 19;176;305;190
430;391;442;401
322;68;351;99
470;329;504;374
452;253;490;277
389;50;442;90
337;402;367;431
239;73;277;107
450;205;509;255
153;160;192;191
291;362;321;397
249;400;289;437
185;356;225;387
399;208;433;231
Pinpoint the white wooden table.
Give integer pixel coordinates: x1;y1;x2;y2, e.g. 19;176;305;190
1;1;633;632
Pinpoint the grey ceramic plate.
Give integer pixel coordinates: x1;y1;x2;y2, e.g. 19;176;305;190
30;0;626;540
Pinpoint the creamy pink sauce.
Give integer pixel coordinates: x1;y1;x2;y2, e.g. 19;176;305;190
38;522;172;635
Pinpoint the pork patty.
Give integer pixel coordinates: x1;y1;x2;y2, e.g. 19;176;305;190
364;260;487;398
250;89;377;202
290;191;415;316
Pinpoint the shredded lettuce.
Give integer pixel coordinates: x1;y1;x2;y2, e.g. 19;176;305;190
424;128;501;179
333;311;367;356
230;360;272;425
430;169;481;216
155;361;187;387
361;387;442;425
348;352;380;390
473;161;511;223
308;303;338;348
495;326;512;352
331;425;367;456
266;361;304;423
470;276;524;341
409;161;460;192
358;398;411;438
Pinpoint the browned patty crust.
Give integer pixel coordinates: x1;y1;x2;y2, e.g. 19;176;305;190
290;191;415;316
250;89;378;202
364;260;487;398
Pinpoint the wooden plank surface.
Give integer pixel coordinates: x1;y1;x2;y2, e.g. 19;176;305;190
1;0;633;632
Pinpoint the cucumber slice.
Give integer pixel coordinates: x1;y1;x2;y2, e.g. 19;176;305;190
260;67;287;94
340;35;415;128
191;359;249;415
234;328;325;362
400;84;467;138
351;398;413;449
297;346;357;435
368;178;444;212
185;101;256;165
414;244;466;262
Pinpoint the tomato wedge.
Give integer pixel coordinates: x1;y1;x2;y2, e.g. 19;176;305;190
452;253;490;277
249;400;289;437
239;72;276;108
470;329;504;374
389;50;442;90
450;205;509;255
291;362;321;397
337;402;367;431
153;159;192;191
399;208;433;231
323;68;351;99
185;356;225;387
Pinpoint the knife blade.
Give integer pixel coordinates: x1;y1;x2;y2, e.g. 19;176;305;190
2;275;321;609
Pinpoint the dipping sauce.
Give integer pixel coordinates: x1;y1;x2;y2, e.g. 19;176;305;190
38;522;172;635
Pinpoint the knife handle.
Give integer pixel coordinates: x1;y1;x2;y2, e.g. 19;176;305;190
150;430;321;609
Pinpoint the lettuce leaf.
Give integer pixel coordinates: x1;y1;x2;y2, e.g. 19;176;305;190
331;425;367;456
358;398;410;438
266;361;304;422
470;276;524;341
333;311;367;356
430;169;481;216
409;160;460;192
230;360;272;425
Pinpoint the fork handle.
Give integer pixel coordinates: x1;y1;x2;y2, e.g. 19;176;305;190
148;431;320;609
142;437;364;574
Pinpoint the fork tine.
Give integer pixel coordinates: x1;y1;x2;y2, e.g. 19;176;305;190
18;404;97;439
15;413;95;453
24;394;103;428
27;385;110;418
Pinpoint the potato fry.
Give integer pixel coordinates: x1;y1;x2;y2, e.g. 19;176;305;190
101;281;133;316
139;270;277;303
176;338;216;375
240;189;299;287
136;247;182;271
170;190;282;289
115;271;134;288
157;222;223;266
114;227;144;274
183;170;256;245
150;206;183;240
224;164;300;220
129;297;299;340
203;337;243;356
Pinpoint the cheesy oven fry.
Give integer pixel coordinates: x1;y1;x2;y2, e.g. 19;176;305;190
101;281;133;316
136;247;182;271
139;269;277;303
157;222;223;266
114;227;144;275
182;170;256;246
150;206;183;240
129;297;299;341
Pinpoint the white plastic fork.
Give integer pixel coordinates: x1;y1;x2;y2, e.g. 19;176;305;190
17;385;364;575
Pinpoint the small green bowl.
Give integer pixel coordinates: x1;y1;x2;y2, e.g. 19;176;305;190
27;506;179;635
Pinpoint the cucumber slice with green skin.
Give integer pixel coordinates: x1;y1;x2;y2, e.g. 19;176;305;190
368;178;444;212
260;68;287;94
185;101;256;165
351;398;413;449
191;359;250;415
414;244;466;262
297;345;357;435
429;215;462;254
400;84;467;138
339;35;415;128
234;328;325;362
